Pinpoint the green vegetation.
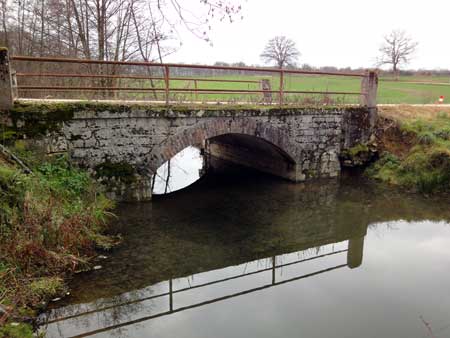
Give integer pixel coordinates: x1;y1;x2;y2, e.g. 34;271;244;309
340;143;377;167
0;322;34;338
367;111;450;193
0;142;114;335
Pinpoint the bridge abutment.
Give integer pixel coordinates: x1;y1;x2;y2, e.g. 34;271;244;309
95;169;153;202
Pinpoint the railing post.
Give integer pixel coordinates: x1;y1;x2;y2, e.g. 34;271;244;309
347;236;365;269
11;69;18;100
360;70;378;108
279;70;284;105
260;79;272;104
164;65;170;105
169;278;173;312
0;48;14;110
272;256;276;284
194;79;198;102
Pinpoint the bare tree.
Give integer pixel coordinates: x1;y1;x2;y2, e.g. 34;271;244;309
1;0;243;61
377;30;418;77
260;36;300;68
0;0;9;47
1;0;242;100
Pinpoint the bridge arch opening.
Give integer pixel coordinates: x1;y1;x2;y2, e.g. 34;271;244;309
206;133;298;180
151;146;204;195
148;118;305;195
151;132;299;196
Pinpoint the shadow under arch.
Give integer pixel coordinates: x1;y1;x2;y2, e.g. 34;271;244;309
148;118;301;181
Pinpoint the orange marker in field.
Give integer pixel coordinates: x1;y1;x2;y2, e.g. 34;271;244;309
439;96;444;103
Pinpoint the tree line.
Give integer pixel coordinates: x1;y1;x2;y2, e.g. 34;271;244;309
0;0;241;62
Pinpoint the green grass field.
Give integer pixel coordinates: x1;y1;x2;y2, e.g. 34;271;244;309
20;73;450;104
126;74;450;104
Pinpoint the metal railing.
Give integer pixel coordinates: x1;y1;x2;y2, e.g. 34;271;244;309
9;55;377;106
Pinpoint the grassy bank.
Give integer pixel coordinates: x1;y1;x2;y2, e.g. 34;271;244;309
366;106;450;193
0;143;115;337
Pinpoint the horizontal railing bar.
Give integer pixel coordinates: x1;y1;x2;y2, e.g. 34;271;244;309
68;264;347;338
11;56;366;77
172;249;347;294
379;79;450;86
283;90;363;95
16;72;261;83
17;86;364;96
44;249;348;325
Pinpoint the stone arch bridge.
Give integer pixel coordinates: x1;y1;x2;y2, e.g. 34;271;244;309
0;49;379;201
1;102;377;201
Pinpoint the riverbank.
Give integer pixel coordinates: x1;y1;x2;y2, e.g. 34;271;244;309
366;106;450;193
0;143;115;337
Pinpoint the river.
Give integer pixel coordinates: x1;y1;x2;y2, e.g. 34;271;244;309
38;167;450;338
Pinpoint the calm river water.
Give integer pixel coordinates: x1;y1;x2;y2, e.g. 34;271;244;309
39;171;450;338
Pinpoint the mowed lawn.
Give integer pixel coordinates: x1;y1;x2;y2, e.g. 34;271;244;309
142;74;450;104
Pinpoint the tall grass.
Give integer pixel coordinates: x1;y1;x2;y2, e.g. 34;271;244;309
0;147;114;330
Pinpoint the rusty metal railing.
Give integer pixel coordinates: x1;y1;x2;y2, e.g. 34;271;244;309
10;55;376;106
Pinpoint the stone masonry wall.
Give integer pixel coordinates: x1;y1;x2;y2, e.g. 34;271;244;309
65;107;346;177
0;103;375;201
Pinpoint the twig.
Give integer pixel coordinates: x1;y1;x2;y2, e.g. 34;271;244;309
0;144;33;174
421;315;436;338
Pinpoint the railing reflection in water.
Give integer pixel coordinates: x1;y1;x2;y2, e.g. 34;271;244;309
40;237;364;338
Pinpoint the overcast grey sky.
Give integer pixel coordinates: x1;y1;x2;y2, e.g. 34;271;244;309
165;0;449;70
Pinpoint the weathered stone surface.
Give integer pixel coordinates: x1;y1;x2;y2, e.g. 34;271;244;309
0;102;376;201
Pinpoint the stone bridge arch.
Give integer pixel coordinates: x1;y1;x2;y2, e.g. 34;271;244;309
148;118;301;180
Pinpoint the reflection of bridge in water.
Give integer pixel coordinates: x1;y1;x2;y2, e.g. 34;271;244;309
40;231;366;338
37;172;450;338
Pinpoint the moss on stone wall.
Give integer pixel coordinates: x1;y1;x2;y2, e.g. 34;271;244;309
2;100;368;119
94;160;137;184
340;142;378;167
1;102;76;138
